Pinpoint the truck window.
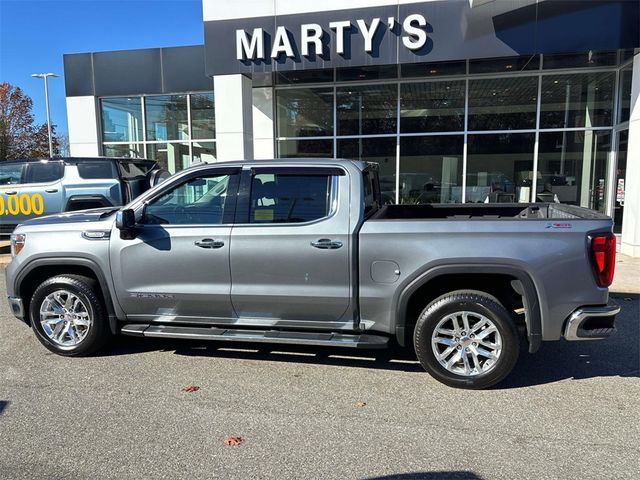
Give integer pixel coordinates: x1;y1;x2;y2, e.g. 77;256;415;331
143;173;234;225
24;162;64;184
250;173;331;224
0;163;25;185
77;161;117;179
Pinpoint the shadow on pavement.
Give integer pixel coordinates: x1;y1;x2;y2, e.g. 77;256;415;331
365;473;482;480
0;400;9;415
99;293;639;389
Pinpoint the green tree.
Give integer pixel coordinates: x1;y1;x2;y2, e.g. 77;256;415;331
0;82;61;160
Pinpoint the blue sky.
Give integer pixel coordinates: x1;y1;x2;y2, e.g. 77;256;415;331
0;0;204;136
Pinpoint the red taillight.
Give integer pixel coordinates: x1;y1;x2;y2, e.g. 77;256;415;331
590;233;616;288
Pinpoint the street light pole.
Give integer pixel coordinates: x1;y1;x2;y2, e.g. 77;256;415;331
31;73;59;158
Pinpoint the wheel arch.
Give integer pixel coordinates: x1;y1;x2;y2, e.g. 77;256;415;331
394;264;542;353
15;257;119;334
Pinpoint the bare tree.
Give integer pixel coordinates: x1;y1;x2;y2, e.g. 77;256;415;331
0;82;61;160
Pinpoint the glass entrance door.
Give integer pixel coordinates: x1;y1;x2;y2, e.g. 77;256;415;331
614;130;628;233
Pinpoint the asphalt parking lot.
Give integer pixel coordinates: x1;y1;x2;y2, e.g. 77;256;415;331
0;275;638;480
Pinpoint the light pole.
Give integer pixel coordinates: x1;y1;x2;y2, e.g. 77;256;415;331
31;73;59;158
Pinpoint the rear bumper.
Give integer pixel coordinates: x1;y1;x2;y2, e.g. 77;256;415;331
564;302;620;341
7;296;25;322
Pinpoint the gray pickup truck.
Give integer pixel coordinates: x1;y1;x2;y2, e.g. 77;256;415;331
5;159;620;389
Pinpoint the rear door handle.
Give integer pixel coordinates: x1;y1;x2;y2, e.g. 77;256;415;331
311;238;343;249
194;238;225;249
5;191;17;195
45;189;58;193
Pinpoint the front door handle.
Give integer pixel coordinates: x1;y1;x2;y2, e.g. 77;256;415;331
194;238;225;249
5;191;17;195
45;189;58;193
311;238;343;249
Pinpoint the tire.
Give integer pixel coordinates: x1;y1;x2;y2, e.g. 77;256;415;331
29;275;111;356
413;290;520;390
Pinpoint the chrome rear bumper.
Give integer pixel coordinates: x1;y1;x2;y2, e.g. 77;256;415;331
564;302;620;341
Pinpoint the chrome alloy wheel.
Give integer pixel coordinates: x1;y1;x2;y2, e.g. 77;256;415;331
431;311;503;377
39;290;92;348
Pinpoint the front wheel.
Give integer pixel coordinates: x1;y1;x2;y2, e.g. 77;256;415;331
414;290;520;389
29;275;110;356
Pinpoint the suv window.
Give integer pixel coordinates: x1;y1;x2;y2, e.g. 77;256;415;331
77;161;117;179
24;162;64;184
250;172;331;224
143;173;235;225
0;163;25;185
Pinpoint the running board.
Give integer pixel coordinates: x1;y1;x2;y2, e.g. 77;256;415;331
120;324;389;349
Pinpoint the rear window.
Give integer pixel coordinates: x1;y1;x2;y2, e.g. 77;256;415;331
24;162;64;184
250;172;332;224
77;161;117;179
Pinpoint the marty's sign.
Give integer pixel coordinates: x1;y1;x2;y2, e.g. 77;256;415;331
235;14;428;61
203;3;443;76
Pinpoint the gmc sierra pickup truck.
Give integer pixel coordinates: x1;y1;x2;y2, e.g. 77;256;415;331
5;159;620;389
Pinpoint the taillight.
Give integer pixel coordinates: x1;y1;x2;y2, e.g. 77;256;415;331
590;233;616;288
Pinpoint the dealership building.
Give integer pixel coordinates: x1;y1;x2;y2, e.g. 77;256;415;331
63;0;640;256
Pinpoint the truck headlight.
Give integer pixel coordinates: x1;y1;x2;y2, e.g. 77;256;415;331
10;233;26;257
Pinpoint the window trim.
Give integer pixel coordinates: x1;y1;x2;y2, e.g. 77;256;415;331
234;166;342;226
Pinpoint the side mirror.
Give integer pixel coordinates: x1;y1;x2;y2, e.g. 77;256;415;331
115;209;136;239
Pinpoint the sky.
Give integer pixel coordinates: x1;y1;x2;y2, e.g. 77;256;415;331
0;0;204;136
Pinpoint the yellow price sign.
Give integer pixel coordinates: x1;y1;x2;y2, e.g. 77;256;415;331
0;193;45;216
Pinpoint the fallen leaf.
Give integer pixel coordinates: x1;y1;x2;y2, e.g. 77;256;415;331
223;436;244;446
355;401;367;407
182;385;200;393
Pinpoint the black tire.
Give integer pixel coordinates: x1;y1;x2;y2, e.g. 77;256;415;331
29;275;111;356
413;290;520;390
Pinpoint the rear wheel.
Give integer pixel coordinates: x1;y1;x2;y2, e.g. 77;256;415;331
29;275;110;356
413;290;520;389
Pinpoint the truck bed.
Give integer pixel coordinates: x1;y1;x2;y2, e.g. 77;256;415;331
369;203;609;221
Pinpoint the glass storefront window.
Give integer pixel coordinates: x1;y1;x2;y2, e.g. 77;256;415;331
192;142;217;163
618;67;633;124
276;88;333;138
614;130;628;233
542;51;618;70
278;139;333;158
540;72;615;129
537;130;611;213
276;70;333;84
145;95;189;141
401;60;466;78
337;84;397;136
191;93;215;140
101;97;143;143
336;65;398;82
469;55;540;74
102;143;144;158
337;137;397;203
400;80;465;133
399;136;463;204
468;77;538;131
147;142;191;172
466;133;535;203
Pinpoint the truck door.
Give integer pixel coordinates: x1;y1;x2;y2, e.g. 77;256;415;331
109;167;240;321
230;166;352;326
